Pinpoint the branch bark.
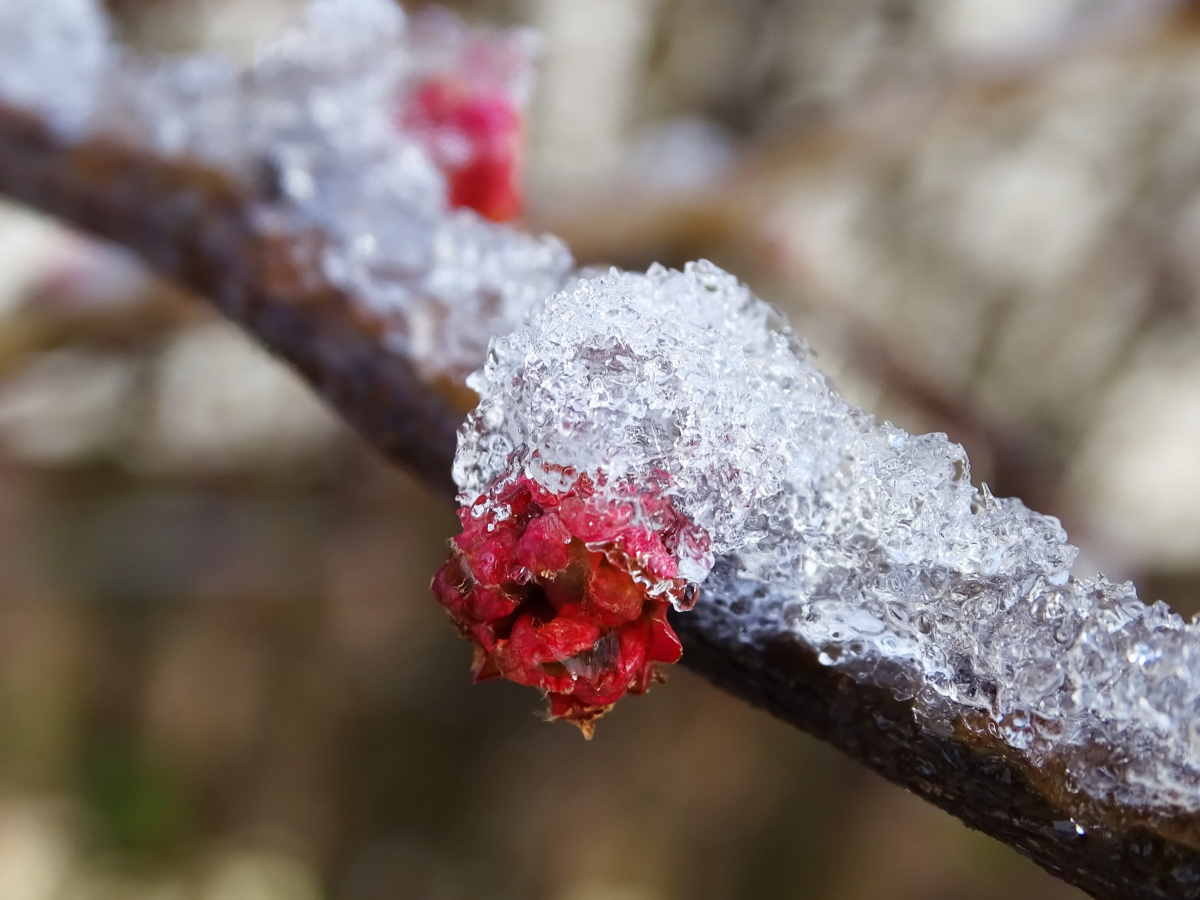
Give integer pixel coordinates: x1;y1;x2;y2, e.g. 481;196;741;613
2;100;1198;900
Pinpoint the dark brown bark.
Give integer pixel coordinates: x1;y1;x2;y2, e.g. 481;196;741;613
2;100;1198;900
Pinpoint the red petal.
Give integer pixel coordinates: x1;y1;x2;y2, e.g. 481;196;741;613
515;512;572;575
538;614;602;662
615;617;651;685
570;680;630;708
455;519;519;587
430;555;470;623
496;615;558;688
466;584;519;624
587;558;645;622
468;622;499;654
547;692;580;720
646;609;683;664
616;527;677;580
496;479;535;518
557;495;632;543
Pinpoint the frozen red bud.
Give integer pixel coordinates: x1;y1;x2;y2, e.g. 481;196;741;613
402;76;524;222
431;475;706;736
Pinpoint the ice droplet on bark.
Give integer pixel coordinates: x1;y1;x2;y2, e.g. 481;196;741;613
460;260;1200;813
0;0;574;380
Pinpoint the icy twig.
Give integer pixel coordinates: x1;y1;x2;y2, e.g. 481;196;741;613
0;3;1199;898
465;264;1200;900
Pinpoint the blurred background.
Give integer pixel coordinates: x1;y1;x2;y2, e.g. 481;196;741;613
8;0;1200;896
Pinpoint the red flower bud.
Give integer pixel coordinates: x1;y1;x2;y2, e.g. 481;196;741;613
431;475;707;736
401;76;524;222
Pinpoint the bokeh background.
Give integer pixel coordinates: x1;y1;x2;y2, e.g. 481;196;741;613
7;0;1200;896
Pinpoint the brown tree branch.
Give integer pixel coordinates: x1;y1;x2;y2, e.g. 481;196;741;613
0;104;461;498
1;100;1197;900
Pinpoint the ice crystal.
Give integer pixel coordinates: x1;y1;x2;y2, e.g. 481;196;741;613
0;0;573;378
0;0;112;135
460;260;1200;813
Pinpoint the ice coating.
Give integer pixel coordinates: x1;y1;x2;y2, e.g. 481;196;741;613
0;0;112;135
0;0;574;378
459;260;1200;813
456;261;852;582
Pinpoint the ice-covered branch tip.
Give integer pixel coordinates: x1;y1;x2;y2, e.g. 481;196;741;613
444;260;1200;819
0;0;573;381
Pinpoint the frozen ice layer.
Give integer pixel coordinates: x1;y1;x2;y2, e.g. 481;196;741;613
458;260;1200;812
0;0;112;135
0;0;574;379
455;260;844;583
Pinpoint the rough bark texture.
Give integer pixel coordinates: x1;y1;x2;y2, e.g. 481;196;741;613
2;100;1198;900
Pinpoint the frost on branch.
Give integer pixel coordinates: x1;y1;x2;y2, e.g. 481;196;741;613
453;260;1200;817
0;0;573;380
0;0;111;135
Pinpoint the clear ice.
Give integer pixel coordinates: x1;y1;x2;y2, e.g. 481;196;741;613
0;0;574;378
459;261;1200;816
0;0;112;134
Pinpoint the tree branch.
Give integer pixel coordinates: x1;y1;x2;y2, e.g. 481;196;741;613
2;99;1198;900
0;103;461;498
